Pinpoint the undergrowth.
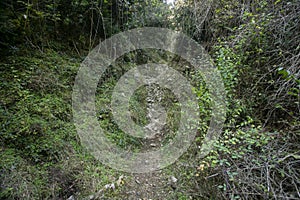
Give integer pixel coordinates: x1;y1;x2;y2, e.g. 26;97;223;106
0;46;299;199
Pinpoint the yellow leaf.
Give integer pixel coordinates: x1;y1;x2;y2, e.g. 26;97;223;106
197;164;205;171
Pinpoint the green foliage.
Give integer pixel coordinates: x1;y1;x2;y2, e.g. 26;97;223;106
0;0;134;54
212;0;299;124
0;148;51;199
207;125;274;168
214;45;240;94
0;51;80;167
206;128;299;199
0;49;125;199
126;0;172;28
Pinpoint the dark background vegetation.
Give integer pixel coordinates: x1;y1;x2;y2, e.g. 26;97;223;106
0;0;299;199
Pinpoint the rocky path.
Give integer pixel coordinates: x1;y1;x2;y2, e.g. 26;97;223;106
119;171;176;200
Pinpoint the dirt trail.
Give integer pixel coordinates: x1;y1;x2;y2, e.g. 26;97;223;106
119;171;174;200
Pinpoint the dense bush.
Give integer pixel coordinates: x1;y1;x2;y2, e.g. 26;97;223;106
172;0;300;199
